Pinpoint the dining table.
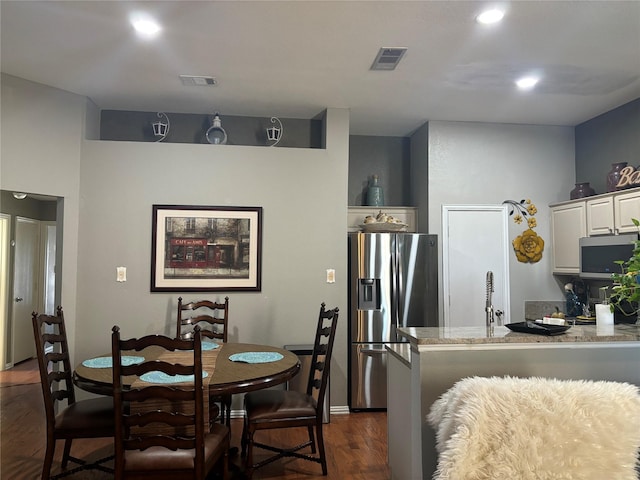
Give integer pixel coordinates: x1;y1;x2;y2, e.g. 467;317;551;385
73;341;301;426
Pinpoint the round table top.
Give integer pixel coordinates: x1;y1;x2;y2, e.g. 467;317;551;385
73;342;301;396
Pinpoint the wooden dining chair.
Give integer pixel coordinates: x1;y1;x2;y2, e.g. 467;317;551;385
32;307;115;480
111;325;230;480
177;296;232;427
241;303;339;478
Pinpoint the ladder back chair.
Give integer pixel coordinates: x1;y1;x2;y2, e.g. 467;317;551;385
177;296;232;427
32;306;114;480
241;303;339;479
111;325;229;480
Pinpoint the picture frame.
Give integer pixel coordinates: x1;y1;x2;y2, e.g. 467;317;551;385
151;205;262;292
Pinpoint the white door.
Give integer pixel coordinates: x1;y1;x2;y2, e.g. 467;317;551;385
11;217;40;364
442;205;511;327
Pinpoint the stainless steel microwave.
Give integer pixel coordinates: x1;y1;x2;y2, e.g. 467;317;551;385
579;233;638;279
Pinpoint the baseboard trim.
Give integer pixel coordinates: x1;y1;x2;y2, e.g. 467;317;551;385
228;405;350;419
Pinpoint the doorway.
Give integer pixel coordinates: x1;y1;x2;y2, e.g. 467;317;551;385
0;191;59;369
12;216;40;364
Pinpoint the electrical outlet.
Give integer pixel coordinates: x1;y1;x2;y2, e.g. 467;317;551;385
326;268;335;283
116;266;127;282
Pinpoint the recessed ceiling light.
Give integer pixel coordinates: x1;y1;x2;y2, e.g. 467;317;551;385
12;192;27;200
516;76;540;90
130;13;161;38
476;9;505;25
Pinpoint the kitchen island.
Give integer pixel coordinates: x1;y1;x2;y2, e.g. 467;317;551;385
386;324;640;480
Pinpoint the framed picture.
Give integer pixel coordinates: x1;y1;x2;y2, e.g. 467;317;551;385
151;205;262;292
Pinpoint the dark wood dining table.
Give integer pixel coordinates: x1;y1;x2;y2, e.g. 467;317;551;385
73;342;301;399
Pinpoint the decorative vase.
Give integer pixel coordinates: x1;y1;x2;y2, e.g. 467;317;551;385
365;175;385;207
606;162;628;192
569;182;595;200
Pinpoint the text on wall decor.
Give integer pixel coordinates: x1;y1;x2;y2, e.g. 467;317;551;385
616;166;640;189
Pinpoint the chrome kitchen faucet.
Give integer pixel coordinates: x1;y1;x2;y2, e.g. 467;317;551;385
485;271;503;327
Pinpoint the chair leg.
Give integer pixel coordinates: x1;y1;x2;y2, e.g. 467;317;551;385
245;428;255;480
224;396;232;427
241;418;248;457
61;439;73;468
41;434;56;480
315;422;328;475
307;425;316;453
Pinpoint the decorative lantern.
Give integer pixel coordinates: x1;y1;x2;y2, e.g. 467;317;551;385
152;112;170;142
206;113;228;145
266;117;283;147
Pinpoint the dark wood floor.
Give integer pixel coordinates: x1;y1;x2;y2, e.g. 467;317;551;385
0;359;391;480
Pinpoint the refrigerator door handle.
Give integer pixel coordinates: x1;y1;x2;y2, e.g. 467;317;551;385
390;235;399;330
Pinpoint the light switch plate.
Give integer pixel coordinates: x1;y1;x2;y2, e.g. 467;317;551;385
326;269;335;283
116;266;127;282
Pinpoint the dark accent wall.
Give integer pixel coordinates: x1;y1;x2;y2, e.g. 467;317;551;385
348;135;411;207
100;110;324;148
575;98;640;195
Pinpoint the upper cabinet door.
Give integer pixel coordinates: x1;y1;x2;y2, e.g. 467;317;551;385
586;196;614;236
614;191;640;234
551;201;586;274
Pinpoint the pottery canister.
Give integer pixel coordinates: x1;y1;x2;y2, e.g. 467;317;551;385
606;162;628;192
569;182;596;200
365;175;385;207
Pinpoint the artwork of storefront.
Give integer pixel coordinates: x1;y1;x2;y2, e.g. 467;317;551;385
168;238;238;269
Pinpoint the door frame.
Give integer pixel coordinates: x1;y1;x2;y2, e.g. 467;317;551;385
442;204;511;328
0;214;11;369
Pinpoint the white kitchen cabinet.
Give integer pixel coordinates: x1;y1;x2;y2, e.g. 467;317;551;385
586;196;615;235
550;201;586;274
586;189;640;235
347;206;417;232
614;190;640;233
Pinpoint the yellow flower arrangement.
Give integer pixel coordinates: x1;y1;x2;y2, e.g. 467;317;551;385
513;228;545;263
503;199;544;264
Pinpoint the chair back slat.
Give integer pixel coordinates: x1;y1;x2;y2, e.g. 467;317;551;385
305;303;339;419
177;296;229;342
125;410;195;428
120;360;194;378
112;325;207;477
123;386;195;403
127;436;196;452
32;307;77;425
119;333;198;352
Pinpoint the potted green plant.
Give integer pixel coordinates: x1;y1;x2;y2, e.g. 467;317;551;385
610;218;640;320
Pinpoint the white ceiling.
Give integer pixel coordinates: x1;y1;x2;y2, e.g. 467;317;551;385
1;1;639;137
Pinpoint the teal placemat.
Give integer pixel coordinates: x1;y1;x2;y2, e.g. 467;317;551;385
202;340;221;351
229;352;284;364
139;371;208;384
82;355;144;368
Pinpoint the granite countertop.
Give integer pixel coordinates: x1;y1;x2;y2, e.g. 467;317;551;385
397;324;640;345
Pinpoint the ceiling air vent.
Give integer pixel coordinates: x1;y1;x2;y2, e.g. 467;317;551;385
179;75;217;86
370;47;407;71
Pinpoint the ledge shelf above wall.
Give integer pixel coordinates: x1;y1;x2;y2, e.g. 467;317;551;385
347;206;417;233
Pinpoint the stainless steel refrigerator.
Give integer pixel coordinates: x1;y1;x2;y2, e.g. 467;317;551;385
348;232;438;410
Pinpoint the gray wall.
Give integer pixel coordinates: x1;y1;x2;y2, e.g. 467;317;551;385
575;98;640;195
348;135;410;206
410;122;430;232
426;121;576;322
1;73;90;364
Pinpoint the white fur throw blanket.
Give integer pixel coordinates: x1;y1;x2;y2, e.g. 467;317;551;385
427;376;640;480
